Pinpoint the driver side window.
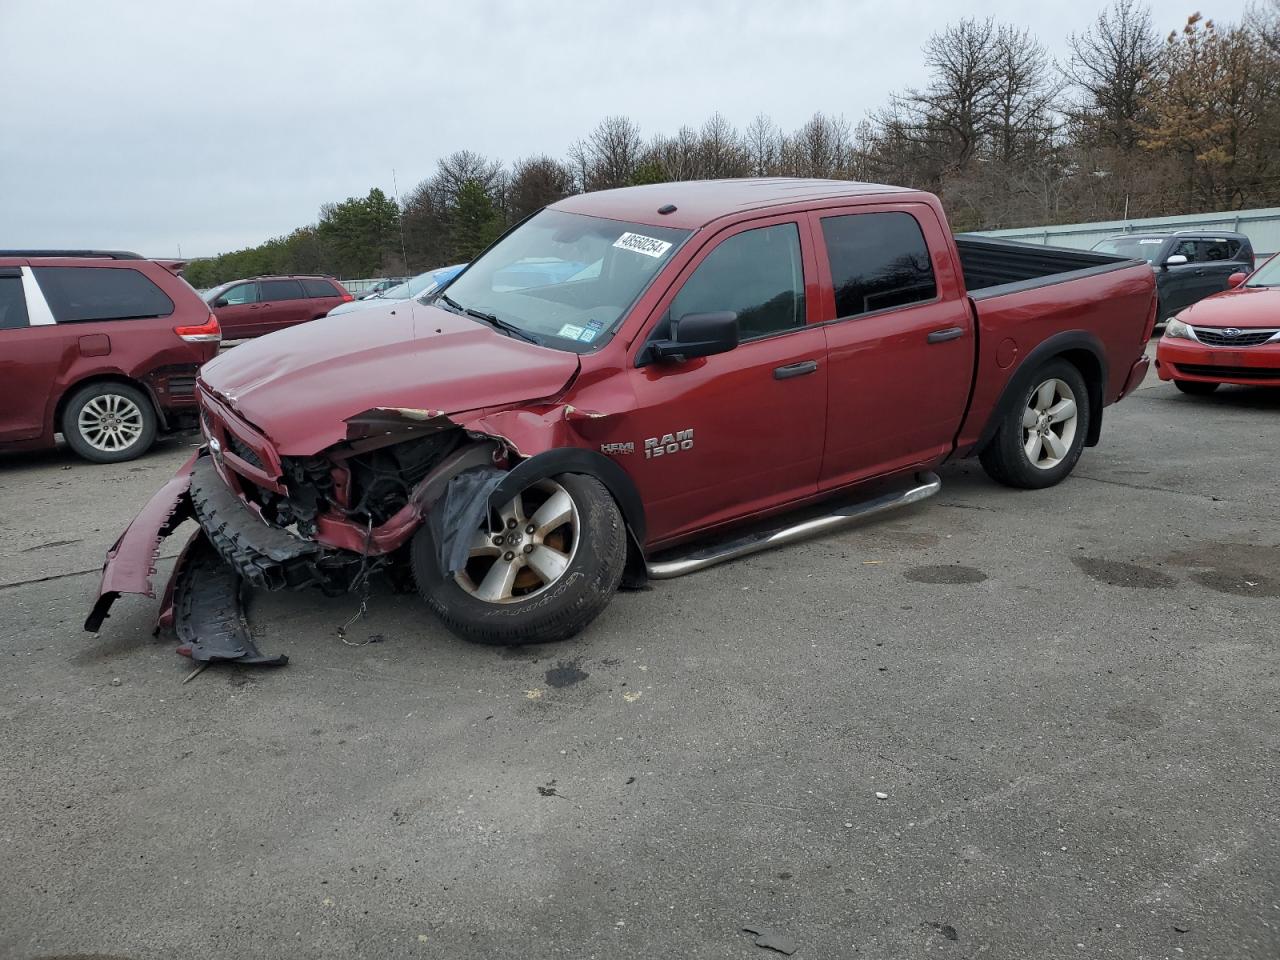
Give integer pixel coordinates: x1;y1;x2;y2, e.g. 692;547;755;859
669;223;806;341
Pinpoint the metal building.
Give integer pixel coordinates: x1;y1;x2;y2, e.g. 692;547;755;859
973;207;1280;257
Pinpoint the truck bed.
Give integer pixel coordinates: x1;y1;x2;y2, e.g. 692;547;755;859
955;235;1138;299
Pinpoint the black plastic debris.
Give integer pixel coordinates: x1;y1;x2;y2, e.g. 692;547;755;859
173;533;288;667
428;466;506;575
742;924;797;955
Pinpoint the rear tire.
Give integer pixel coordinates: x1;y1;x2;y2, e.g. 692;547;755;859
411;472;626;645
60;382;158;464
1174;380;1219;395
979;360;1090;490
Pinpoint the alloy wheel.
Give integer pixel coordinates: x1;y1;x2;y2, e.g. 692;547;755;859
455;479;580;603
1021;378;1078;469
77;393;146;453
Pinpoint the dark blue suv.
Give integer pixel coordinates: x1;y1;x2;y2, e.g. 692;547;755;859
1092;231;1255;321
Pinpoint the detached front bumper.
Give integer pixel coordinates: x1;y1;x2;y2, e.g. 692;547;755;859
84;453;197;632
84;450;317;666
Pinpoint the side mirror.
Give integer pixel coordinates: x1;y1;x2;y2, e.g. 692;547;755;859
212;297;229;308
1227;272;1248;289
1163;254;1189;268
649;311;739;363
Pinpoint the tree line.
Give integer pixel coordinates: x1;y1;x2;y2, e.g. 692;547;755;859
184;1;1280;289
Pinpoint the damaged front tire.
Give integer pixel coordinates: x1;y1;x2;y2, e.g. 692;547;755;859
411;473;626;645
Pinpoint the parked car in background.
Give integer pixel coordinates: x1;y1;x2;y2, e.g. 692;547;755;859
203;275;351;338
326;264;466;318
1092;231;1255;319
0;249;220;463
90;178;1157;660
1155;253;1280;393
358;277;409;300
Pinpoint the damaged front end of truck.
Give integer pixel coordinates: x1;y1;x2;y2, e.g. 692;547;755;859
83;374;637;665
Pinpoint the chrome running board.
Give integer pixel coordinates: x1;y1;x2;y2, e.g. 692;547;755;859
644;471;942;580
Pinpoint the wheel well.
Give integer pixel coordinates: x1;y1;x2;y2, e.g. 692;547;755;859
53;374;162;435
974;333;1108;454
1057;348;1105;446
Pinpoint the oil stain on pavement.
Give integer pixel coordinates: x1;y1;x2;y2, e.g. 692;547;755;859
1072;557;1176;589
903;564;988;584
545;661;589;688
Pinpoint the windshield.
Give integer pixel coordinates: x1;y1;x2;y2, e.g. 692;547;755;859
383;266;464;300
1245;254;1279;287
1092;237;1166;264
438;209;689;352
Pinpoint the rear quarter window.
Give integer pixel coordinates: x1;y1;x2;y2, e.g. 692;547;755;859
0;273;30;330
33;266;174;323
301;278;341;298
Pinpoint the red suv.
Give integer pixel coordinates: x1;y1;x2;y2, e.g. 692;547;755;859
204;275;351;339
0;250;220;463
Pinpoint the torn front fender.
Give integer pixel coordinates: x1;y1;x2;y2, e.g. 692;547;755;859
84;452;198;632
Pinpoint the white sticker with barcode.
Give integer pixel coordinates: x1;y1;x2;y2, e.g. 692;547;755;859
613;232;673;258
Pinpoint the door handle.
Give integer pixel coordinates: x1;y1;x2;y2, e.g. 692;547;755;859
927;326;965;344
773;360;818;380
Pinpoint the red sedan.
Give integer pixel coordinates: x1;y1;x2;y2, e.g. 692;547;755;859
1156;254;1280;393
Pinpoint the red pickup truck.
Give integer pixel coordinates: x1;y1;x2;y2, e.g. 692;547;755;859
86;179;1156;663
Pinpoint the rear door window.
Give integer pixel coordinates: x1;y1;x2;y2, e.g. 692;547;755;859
300;278;339;298
33;266;174;322
259;279;305;302
0;273;30;330
1196;239;1234;262
820;211;937;319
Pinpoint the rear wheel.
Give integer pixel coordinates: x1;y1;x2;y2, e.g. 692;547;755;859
979;360;1090;489
1174;380;1220;395
411;472;626;645
61;382;157;463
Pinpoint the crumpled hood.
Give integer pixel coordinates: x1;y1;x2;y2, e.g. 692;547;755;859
1179;285;1280;329
199;302;580;454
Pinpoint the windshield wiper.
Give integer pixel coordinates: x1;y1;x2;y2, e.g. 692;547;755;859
439;294;542;345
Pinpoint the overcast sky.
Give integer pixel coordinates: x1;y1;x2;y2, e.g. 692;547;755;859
0;0;1256;257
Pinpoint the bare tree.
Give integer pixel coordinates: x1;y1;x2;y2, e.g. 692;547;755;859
744;113;781;176
892;18;1004;173
568;116;644;190
990;25;1061;164
1064;0;1164;149
698;112;750;178
507;155;575;221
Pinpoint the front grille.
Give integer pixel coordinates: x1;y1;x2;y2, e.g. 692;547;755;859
1178;363;1280;380
226;432;266;470
1192;327;1279;347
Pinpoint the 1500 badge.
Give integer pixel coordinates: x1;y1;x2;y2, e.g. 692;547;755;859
645;429;694;459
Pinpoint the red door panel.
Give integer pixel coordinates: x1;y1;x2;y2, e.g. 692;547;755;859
620;214;829;547
808;205;975;489
0;326;66;442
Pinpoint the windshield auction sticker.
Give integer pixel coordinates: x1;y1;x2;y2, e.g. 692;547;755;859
613;232;673;259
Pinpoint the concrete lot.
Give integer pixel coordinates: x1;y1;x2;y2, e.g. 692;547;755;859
1;372;1277;960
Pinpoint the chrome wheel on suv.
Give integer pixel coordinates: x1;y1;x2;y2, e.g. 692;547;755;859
61;382;158;463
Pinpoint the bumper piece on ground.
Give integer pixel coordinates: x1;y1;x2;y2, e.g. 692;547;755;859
172;533;287;666
84;455;196;632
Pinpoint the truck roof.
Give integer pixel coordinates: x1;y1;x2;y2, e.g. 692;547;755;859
551;178;919;229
